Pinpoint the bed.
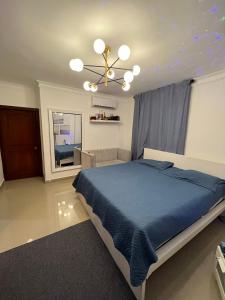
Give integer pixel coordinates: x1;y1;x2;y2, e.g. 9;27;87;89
55;143;81;166
73;149;225;300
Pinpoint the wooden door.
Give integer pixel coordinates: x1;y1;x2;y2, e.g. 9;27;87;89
0;106;43;180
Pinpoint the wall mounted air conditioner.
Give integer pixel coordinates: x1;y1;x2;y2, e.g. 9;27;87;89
92;96;117;109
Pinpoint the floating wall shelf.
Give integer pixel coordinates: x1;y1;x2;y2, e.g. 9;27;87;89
90;120;121;124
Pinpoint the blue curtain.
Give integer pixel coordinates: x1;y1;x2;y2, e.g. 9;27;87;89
131;79;192;160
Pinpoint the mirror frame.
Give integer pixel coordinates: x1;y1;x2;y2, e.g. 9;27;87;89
48;108;84;173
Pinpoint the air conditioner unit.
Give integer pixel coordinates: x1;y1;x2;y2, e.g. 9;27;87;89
92;96;117;109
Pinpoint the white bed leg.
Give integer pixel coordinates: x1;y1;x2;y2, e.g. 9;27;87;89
131;281;146;300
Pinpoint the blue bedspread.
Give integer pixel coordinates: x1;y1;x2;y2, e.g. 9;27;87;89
55;144;81;164
73;161;225;286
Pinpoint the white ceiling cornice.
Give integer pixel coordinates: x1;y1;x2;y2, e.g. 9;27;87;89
194;69;225;86
0;80;32;89
37;80;131;101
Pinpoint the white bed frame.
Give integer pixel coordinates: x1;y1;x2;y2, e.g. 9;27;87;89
78;149;225;300
58;156;74;167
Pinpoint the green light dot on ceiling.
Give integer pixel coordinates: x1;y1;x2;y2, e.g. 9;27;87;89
222;16;225;21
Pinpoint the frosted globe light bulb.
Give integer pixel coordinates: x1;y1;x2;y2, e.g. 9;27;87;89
124;71;134;83
90;84;98;92
69;58;84;72
93;39;105;54
133;65;141;76
122;82;130;91
118;45;131;61
107;70;115;79
83;81;91;91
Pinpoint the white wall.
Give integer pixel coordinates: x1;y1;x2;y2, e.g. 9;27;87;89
0;151;4;187
38;82;132;181
0;80;38;108
119;97;134;150
185;71;225;163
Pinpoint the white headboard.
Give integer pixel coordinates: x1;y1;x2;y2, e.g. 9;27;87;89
144;148;225;179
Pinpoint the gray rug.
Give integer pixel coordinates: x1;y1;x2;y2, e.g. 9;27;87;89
0;220;135;300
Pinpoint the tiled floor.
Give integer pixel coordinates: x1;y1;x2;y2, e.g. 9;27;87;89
0;177;88;253
0;176;224;300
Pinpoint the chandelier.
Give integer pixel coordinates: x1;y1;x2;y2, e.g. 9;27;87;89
69;39;140;92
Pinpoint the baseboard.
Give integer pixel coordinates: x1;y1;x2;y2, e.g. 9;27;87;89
44;175;76;183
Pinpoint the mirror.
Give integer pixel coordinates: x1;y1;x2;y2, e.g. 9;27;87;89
50;111;82;170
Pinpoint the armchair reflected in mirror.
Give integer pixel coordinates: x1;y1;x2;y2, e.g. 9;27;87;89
50;111;82;170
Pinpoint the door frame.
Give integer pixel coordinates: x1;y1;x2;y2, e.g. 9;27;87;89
0;105;43;180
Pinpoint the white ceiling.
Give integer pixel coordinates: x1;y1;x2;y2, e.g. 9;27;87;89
0;0;224;96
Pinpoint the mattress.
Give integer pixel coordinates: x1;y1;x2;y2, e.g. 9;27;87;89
73;160;225;286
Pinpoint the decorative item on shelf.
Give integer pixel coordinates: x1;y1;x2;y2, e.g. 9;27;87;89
108;115;120;121
69;39;141;92
89;112;120;122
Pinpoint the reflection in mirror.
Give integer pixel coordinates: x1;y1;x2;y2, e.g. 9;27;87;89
52;112;82;169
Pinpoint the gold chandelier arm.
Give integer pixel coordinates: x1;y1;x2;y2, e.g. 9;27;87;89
110;66;132;71
84;65;132;71
97;77;124;86
83;50;132;89
109;57;120;68
83;66;122;86
103;49;110;87
83;67;104;77
84;64;105;68
96;56;120;85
